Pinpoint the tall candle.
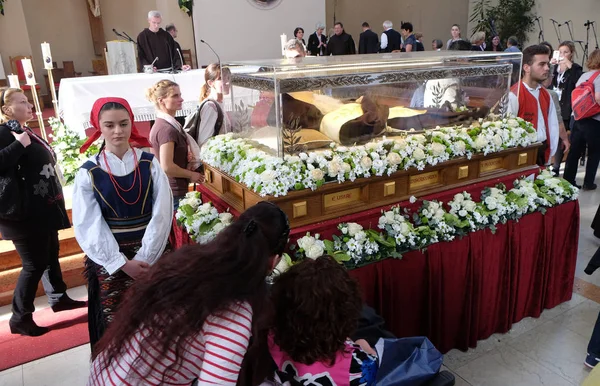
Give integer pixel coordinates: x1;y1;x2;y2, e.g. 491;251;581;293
41;42;53;69
8;74;20;89
21;59;36;86
280;34;288;56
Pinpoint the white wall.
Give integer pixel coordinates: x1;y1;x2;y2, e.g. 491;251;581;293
525;0;600;67
193;0;326;66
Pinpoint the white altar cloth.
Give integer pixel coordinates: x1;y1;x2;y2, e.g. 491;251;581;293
58;70;206;133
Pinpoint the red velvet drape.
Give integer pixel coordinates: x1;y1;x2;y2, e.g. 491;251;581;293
348;201;580;353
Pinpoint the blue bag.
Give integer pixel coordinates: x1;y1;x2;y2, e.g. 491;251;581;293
374;337;443;386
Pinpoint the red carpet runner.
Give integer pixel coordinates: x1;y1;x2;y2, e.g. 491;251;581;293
0;306;89;371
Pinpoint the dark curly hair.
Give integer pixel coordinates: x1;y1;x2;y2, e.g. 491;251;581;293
271;256;362;365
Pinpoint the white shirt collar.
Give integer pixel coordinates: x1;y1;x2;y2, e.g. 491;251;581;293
522;82;542;92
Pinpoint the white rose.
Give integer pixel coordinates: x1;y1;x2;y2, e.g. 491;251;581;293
386;152;402;165
384;211;395;223
412;134;427;144
365;142;379;151
327;161;341;177
492;134;503;147
473;135;487;150
360;156;373;169
336;146;348;152
341;162;352;173
260;170;277;183
394;138;407;150
399;222;412;235
413;148;426;160
347;222;363;237
218;212;233;224
454;140;466;153
453;193;465;203
431;142;446;157
310;168;325;181
409;196;417;204
297;235;315;250
458;209;468;217
463;200;476;212
286;155;301;163
434;209;445;220
305;243;325;259
507;118;519;128
212;222;226;234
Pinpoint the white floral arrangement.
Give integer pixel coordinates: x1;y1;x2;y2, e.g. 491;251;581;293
200;118;537;197
506;178;544;217
477;184;514;226
448;192;479;232
48;117;100;185
378;206;419;250
175;192;233;244
535;169;580;206
415;200;457;242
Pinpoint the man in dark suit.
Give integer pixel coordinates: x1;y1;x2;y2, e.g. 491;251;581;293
359;22;379;54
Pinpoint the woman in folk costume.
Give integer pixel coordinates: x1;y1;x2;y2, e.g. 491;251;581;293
72;97;173;348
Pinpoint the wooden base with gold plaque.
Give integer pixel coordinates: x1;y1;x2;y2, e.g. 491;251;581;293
202;144;540;228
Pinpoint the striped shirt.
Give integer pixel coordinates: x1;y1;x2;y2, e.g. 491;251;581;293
88;302;253;386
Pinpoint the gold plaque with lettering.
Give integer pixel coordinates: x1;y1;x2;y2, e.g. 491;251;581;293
480;157;504;173
518;153;528;166
410;171;440;190
293;201;307;218
458;165;469;179
384;182;396;197
323;188;361;209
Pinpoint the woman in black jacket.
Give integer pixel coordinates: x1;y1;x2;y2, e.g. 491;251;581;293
0;88;84;336
551;41;583;176
307;22;327;56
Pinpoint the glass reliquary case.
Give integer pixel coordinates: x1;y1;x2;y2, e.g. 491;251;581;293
222;51;523;157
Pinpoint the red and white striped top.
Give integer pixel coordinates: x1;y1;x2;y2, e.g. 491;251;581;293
88;302;253;386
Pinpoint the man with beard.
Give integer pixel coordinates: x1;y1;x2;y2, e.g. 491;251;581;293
508;45;560;166
327;22;356;55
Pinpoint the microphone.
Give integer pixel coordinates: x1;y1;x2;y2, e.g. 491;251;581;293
584;20;596;27
112;28;125;39
200;39;221;64
122;31;136;44
176;48;185;70
563;20;572;25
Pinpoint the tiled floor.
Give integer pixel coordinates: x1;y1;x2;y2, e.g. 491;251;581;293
0;166;599;386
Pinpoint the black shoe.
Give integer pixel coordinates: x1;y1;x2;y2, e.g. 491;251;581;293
583;184;597;191
9;319;49;337
51;295;87;313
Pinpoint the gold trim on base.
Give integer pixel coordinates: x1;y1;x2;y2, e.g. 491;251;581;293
293;201;307;218
384;182;396;197
518;153;528;166
458;165;469;179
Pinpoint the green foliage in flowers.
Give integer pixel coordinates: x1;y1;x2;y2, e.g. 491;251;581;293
48;117;99;185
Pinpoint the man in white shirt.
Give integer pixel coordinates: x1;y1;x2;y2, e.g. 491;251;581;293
380;20;401;52
508;45;560;166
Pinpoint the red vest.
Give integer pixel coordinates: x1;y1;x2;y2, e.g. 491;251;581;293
511;81;551;163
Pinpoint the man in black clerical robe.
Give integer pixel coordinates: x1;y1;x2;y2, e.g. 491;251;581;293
327;22;356;56
136;10;181;71
359;22;379;54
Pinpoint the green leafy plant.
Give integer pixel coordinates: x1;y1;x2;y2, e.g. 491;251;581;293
48;118;99;185
178;0;192;16
470;0;536;47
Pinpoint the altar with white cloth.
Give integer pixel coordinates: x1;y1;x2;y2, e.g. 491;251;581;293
58;69;207;133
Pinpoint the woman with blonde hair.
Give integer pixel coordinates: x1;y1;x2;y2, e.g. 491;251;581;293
191;63;231;147
147;80;203;209
0;87;84;336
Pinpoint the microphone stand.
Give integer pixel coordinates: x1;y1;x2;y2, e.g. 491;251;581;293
535;17;544;42
583;21;599;67
122;31;136;45
200;39;221;64
550;19;562;42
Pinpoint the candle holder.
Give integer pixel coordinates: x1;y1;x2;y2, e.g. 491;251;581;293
28;83;48;142
46;68;60;119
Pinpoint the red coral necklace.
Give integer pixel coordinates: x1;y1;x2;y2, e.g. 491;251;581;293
102;148;142;205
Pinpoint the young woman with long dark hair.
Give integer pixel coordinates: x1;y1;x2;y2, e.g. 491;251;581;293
73;97;173;347
88;201;290;385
